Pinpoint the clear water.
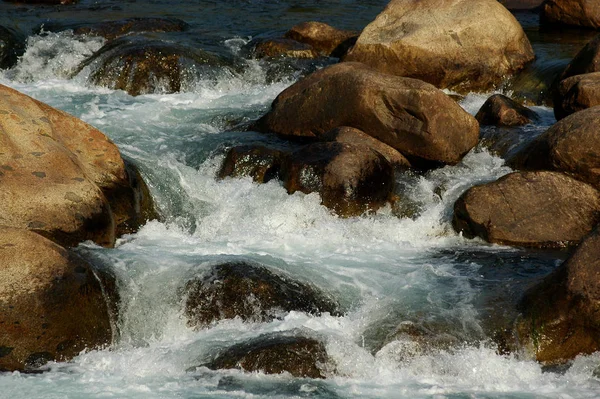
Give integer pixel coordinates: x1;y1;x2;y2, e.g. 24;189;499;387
1;2;599;398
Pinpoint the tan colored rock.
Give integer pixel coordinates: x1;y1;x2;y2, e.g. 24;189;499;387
554;73;600;120
0;84;155;247
452;171;600;248
342;0;534;92
541;0;600;29
253;62;479;166
0;227;115;371
285;21;357;57
510;106;600;190
514;227;600;364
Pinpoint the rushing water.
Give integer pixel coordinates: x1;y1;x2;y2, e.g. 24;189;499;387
2;1;600;398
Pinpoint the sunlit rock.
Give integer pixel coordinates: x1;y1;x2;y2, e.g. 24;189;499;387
541;0;600;29
342;0;534;92
475;94;539;127
554;73;600;120
249;38;319;59
284;21;357;58
0;227;116;372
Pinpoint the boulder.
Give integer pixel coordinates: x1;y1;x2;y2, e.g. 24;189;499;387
0;227;115;372
73;18;189;41
284;21;357;57
556;34;600;84
253;62;479;166
475;94;539;126
554;72;600;120
217;145;286;183
514;227;600;364
510;106;600;189
281;142;395;217
183;262;340;328
322;126;411;168
79;37;234;96
0;84;156;247
342;0;534;92
202;332;330;378
541;0;600;29
452;171;600;248
251;38;318;59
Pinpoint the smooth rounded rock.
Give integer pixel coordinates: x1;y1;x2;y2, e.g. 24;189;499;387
541;0;600;29
475;94;539;126
284;21;357;57
554;72;600;120
251;38;319;59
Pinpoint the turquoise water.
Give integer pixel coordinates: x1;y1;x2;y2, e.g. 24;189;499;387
1;2;600;398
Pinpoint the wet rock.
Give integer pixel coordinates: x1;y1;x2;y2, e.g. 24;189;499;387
556;34;600;85
284;21;357;57
498;0;545;10
202;332;330;378
79;37;235;96
509;106;600;189
0;26;24;70
342;0;534;92
0;227;115;372
251;38;319;59
253;62;479;166
73;17;189;40
514;227;600;364
183;262;340;327
322;126;411;169
541;0;600;29
453;171;600;248
0;84;156;247
217;145;286;183
281;142;394;217
554;73;600;120
475;94;539;126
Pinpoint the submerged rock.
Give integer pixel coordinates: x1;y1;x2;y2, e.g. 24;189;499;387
554;73;600;120
183;262;340;327
202;332;331;378
453;171;600;248
217;145;286;183
475;94;539;126
514;227;600;364
253;62;479;166
541;0;600;29
0;84;157;248
510;106;600;189
0;227;115;372
79;37;235;96
281;142;395;217
73;17;189;40
342;0;534;92
284;21;357;58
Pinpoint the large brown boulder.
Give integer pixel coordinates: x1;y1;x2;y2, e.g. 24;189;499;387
253;62;479;166
475;94;539;127
510;106;600;189
453;171;600;248
73;18;189;41
284;21;357;58
514;227;600;364
0;227;115;372
183;262;340;328
0;84;156;247
202;332;331;378
554;73;600;120
281;142;395;217
342;0;534;92
541;0;600;29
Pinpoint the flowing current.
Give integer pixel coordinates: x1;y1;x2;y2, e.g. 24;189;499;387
2;1;600;398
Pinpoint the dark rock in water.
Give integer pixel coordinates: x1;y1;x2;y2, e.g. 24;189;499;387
0;227;116;372
78;37;236;96
183;262;340;327
250;38;319;59
322;126;411;169
509;106;600;190
554;73;600;120
284;21;357;58
475;94;539;126
253;62;479;166
281;142;395;217
217;145;286;183
541;0;600;29
498;0;544;10
513;227;600;364
556;34;600;85
202;332;331;378
0;26;24;70
73;17;189;40
453;171;600;248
